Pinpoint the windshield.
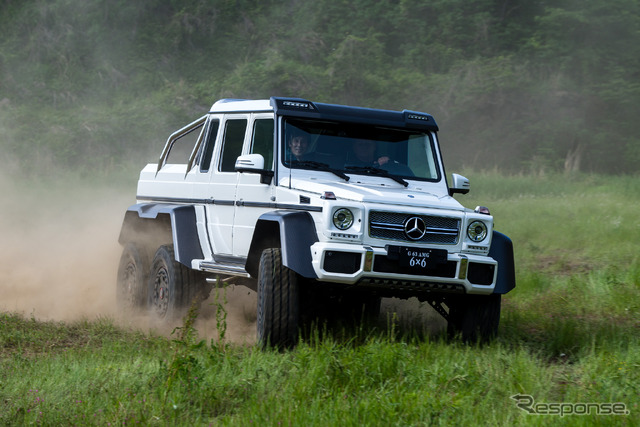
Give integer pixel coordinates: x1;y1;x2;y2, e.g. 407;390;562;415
281;118;440;181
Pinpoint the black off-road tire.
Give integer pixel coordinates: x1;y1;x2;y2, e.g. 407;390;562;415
116;243;150;315
447;294;501;343
147;245;209;323
257;248;300;349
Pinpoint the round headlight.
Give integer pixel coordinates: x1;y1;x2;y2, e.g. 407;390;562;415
467;220;488;242
333;208;354;230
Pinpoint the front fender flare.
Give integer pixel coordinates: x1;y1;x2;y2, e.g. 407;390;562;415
246;210;319;279
489;231;516;294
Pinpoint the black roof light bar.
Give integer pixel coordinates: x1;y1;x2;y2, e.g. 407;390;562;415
271;97;439;131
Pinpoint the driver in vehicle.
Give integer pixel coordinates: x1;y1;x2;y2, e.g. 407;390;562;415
349;139;390;167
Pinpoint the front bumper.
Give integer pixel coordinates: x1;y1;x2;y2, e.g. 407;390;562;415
310;242;497;295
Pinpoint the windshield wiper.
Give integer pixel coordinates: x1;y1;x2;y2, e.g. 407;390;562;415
344;165;409;187
290;160;350;182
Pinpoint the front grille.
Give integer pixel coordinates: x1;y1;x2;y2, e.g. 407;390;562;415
369;211;460;244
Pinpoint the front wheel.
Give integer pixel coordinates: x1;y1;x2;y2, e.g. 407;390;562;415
257;248;299;349
447;294;501;343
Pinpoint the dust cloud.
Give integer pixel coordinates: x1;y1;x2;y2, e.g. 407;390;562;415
0;171;259;344
0;170;444;345
0;174;122;321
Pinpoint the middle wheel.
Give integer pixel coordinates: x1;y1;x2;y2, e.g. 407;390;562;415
148;245;210;323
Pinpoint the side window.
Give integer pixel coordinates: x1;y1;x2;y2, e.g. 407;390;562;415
220;119;248;172
165;122;204;165
199;119;220;172
250;119;275;170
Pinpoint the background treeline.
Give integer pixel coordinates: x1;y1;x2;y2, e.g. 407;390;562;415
1;0;639;174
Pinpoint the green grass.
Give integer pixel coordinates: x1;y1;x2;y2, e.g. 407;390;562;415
1;172;639;425
1;312;637;425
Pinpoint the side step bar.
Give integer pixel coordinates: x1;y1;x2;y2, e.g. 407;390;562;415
200;261;251;278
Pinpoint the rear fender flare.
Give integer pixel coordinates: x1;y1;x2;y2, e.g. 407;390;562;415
118;203;203;267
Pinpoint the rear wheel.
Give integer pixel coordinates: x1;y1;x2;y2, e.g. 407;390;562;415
116;243;150;315
257;248;300;349
447;294;501;343
148;245;210;322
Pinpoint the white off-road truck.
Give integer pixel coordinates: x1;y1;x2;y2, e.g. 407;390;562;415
117;97;515;346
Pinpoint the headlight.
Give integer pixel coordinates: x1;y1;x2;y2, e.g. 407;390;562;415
333;208;354;230
467;220;488;242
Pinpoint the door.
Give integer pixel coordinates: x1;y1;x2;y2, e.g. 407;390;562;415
233;115;276;257
204;116;249;256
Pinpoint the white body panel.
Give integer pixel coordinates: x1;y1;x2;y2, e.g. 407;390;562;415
134;98;498;294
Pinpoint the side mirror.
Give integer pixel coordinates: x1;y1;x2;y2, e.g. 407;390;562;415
450;173;470;195
235;154;273;184
235;153;265;170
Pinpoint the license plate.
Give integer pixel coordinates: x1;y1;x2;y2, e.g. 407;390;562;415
389;246;448;272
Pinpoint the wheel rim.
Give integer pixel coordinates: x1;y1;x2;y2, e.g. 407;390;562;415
151;265;169;318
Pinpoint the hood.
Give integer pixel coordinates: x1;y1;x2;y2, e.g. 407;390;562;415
281;176;465;211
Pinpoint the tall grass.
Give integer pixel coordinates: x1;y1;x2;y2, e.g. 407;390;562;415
1;172;639;425
1;312;636;425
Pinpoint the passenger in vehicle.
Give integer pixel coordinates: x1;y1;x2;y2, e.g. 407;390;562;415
287;133;314;161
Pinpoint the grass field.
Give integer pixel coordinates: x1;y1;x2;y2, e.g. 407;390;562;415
0;172;638;425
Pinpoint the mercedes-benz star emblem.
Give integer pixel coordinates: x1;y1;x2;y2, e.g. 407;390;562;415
404;216;426;240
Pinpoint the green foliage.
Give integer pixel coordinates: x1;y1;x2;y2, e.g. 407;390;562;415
213;282;228;351
161;303;206;409
1;306;638;424
1;0;639;174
